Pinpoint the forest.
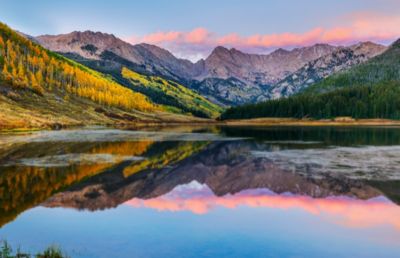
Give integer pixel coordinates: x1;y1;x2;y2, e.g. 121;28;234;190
221;81;400;120
0;22;156;112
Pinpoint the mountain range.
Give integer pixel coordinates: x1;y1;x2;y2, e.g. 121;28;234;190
221;39;400;120
1;21;399;129
36;31;386;106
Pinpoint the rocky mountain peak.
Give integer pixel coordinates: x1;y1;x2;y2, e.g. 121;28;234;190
37;30;126;60
268;41;387;99
350;41;387;57
271;48;290;55
207;46;233;60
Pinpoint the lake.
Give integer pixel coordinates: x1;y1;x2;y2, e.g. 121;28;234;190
1;126;400;258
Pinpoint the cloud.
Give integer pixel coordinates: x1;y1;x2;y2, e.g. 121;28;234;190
125;12;400;61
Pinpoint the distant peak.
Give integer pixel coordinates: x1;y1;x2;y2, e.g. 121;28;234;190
272;48;289;55
213;46;229;52
40;30;117;41
312;43;332;47
352;41;382;48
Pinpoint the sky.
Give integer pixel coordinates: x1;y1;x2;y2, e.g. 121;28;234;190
1;0;400;61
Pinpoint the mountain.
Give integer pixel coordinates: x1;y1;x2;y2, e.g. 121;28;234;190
200;44;338;84
36;31;221;117
268;42;387;98
37;31;386;107
37;31;201;81
220;39;400;120
0;22;210;130
192;43;384;105
189;44;350;105
304;39;400;94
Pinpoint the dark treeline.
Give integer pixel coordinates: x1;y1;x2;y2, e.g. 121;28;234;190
221;81;400;120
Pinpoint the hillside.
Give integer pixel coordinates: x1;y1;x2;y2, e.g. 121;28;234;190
304;39;400;94
0;22;210;129
221;40;400;120
59;52;222;118
121;68;222;118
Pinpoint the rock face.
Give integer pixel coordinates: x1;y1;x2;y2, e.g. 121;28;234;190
200;44;338;85
269;42;387;98
37;31;387;106
189;77;268;106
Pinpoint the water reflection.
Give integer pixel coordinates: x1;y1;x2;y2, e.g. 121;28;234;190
1;126;400;257
125;182;400;232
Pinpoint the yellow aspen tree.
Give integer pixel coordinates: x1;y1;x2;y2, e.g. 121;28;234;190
17;61;25;79
2;63;11;80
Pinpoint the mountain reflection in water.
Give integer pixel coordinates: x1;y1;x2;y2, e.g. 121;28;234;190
1;126;400;257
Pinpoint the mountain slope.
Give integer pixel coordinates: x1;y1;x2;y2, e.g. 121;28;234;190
0;23;208;129
220;39;400;120
37;31;201;81
190;77;268;106
121;68;222;118
269;42;387;98
304;40;400;94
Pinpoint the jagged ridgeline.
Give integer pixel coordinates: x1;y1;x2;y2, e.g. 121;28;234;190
0;23;156;112
221;40;400;120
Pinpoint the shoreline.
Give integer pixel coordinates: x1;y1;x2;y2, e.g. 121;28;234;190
3;117;400;133
223;118;400;127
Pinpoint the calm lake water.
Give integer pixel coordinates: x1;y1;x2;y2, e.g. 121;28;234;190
1;126;400;258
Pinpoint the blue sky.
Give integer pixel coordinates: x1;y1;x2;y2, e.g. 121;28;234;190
1;0;399;60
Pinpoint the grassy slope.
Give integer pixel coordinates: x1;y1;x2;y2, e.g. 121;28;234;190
0;84;212;130
61;50;223;119
121;68;223;118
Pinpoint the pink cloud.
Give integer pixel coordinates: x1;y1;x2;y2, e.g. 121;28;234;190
141;31;181;43
125;12;400;61
185;27;210;44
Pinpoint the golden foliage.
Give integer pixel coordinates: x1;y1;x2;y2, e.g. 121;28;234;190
0;23;156;112
123;141;209;177
0;140;156;227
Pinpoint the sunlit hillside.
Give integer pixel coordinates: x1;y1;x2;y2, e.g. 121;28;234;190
0;23;156;111
122;67;222;118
